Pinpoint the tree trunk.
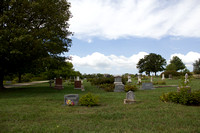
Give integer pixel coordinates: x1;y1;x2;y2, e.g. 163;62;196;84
18;73;22;83
155;72;157;76
0;71;5;90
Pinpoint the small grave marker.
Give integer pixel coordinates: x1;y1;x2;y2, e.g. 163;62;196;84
64;94;79;105
141;83;154;90
124;91;136;104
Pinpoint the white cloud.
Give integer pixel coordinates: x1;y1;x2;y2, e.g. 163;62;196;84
69;0;200;40
70;51;200;74
169;51;200;70
70;52;148;74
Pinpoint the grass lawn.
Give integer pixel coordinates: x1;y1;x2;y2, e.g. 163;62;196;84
0;78;200;133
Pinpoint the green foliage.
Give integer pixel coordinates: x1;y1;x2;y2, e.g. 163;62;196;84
166;63;177;71
0;0;72;89
193;58;200;74
124;85;138;92
161;70;181;78
153;80;166;85
160;89;200;106
170;56;186;71
79;93;99;107
21;73;34;82
89;77;114;86
137;53;166;76
99;84;114;92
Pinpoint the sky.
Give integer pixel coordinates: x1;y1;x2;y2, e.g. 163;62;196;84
65;0;200;75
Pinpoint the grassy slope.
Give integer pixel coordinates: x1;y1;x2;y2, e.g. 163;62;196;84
0;79;200;133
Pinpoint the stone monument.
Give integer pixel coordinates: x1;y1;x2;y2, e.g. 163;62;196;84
127;75;132;83
114;76;124;92
54;77;64;90
124;91;136;104
64;94;79;105
150;76;153;82
162;74;165;80
185;73;189;83
140;82;154;90
137;75;142;84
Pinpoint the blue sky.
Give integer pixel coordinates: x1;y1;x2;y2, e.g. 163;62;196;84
66;0;200;75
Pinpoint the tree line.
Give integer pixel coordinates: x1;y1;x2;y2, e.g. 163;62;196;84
137;53;200;76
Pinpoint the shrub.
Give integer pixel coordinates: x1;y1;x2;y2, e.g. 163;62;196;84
21;73;34;82
153;81;166;85
99;84;114;92
79;93;99;107
160;90;200;106
161;70;181;78
124;85;138;92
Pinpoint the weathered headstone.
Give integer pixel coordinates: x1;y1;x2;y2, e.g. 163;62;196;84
141;83;154;90
64;94;79;105
74;81;81;89
150;76;153;82
114;76;124;92
137;75;142;84
124;91;136;104
162;74;165;80
169;74;172;79
54;77;64;90
127;75;132;83
185;73;189;83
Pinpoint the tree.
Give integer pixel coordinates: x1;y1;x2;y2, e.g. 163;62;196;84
170;56;185;71
137;53;166;76
0;0;72;89
166;63;177;71
193;58;200;74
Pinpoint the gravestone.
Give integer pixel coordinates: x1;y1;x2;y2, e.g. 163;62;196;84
169;74;172;79
150;76;153;82
141;83;154;90
162;74;165;80
64;94;79;105
114;76;124;92
124;91;136;104
127;75;132;83
185;73;189;83
54;77;64;90
74;81;81;89
137;75;142;84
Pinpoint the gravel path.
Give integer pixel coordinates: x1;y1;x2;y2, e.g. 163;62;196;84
5;81;49;88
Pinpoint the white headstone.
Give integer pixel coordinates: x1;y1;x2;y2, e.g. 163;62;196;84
150;76;153;82
77;76;80;81
162;74;165;80
127;75;132;83
185;73;189;83
138;75;141;83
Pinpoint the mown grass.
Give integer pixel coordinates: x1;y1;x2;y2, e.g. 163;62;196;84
0;78;200;133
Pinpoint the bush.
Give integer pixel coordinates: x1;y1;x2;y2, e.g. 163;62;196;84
99;84;114;92
79;93;99;107
124;85;138;92
153;80;166;85
160;90;200;106
161;70;181;78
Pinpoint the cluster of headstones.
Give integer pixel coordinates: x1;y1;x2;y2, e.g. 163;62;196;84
63;73;190;105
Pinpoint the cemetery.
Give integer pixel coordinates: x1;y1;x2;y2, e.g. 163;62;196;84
0;75;200;132
1;1;200;132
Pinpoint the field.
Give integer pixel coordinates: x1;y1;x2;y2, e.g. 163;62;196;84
0;78;200;133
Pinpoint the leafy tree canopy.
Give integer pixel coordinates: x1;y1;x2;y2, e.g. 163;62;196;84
0;0;72;89
137;53;166;76
170;56;185;71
